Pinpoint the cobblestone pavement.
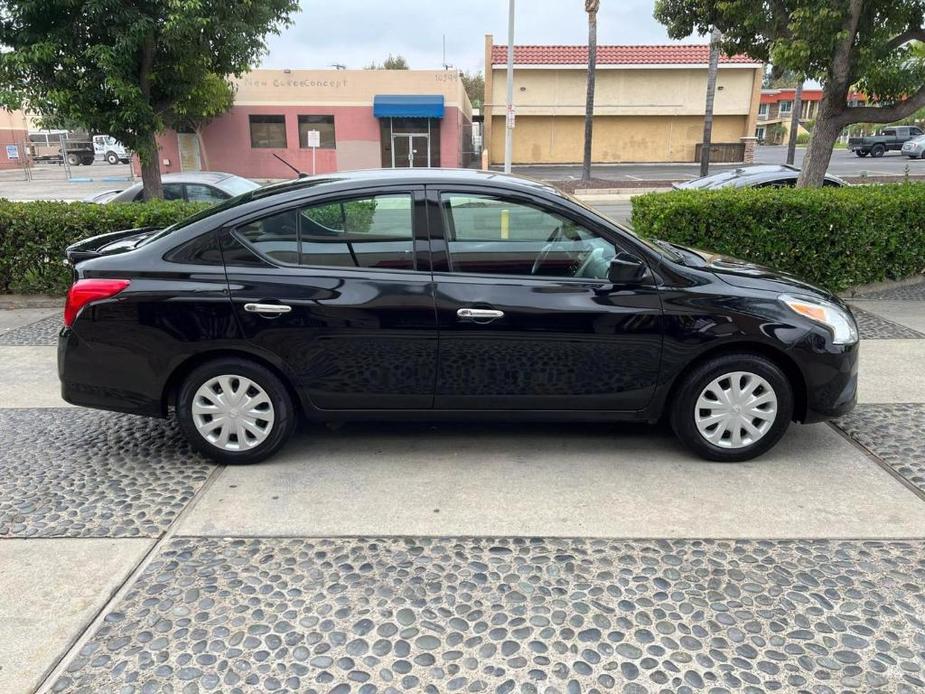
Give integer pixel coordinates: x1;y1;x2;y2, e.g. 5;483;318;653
856;281;925;301
0;314;60;345
53;537;925;694
850;307;925;340
0;408;212;538
835;403;925;496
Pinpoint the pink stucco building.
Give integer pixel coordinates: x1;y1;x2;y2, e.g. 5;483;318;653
152;69;474;180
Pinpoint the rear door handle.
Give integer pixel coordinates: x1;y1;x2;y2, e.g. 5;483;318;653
244;302;292;316
457;308;505;321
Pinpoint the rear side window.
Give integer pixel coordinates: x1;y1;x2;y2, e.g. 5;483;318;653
234;193;414;270
186;184;228;203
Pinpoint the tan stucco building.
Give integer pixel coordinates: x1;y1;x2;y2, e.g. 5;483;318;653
483;36;763;165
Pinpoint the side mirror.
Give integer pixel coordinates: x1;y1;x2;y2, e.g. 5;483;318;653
608;252;650;285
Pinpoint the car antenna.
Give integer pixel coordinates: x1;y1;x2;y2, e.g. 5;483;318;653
272;153;309;178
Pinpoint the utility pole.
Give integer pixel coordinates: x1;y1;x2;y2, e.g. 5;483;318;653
786;80;804;166
504;0;515;173
700;27;722;177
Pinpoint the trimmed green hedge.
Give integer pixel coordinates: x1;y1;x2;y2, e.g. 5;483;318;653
630;184;925;292
0;200;209;295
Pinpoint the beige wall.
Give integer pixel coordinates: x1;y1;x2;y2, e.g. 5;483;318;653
234;69;471;117
490;114;750;164
490;67;759;119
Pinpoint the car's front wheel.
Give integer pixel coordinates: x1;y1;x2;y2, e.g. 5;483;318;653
176;357;296;464
670;353;794;462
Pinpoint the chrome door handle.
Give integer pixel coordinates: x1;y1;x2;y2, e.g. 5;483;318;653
457;308;504;321
244;302;292;315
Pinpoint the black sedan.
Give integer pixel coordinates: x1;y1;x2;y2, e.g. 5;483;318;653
674;164;848;189
59;169;858;464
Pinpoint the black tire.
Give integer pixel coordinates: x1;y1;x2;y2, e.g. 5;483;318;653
871;144;886;158
919;151;925;160
106;151;119;165
176;357;296;464
66;152;80;166
669;353;794;463
81;156;94;165
855;150;868;157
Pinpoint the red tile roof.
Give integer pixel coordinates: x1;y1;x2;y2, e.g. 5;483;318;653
491;44;761;66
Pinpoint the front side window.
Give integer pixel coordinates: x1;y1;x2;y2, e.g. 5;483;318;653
235;193;414;270
249;115;287;148
298;115;336;149
440;193;616;280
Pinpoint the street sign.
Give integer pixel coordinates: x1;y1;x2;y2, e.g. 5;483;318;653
306;130;321;148
5;144;19;160
506;105;516;129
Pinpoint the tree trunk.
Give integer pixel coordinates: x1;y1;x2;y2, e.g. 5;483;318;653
797;98;842;187
581;9;597;182
786;80;804;166
139;131;163;200
700;28;722;177
196;127;209;171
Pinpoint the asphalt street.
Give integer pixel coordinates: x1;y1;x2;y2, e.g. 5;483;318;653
508;145;925;182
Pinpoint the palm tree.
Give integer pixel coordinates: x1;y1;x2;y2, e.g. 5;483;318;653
700;27;722;177
581;0;599;182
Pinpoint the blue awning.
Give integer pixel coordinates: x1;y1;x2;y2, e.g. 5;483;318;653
373;95;445;119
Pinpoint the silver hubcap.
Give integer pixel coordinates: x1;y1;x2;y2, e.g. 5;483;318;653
694;371;778;449
192;375;275;451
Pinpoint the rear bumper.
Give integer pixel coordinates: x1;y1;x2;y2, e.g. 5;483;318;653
58;327;165;417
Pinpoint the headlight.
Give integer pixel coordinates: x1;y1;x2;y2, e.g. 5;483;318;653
780;294;859;345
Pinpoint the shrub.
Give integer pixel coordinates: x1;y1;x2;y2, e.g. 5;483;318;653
0;200;209;295
796;132;811;145
630;184;925;292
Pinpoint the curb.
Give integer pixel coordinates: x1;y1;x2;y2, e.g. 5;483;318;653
0;295;64;310
840;274;925;299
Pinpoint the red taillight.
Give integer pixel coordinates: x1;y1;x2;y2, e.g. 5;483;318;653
64;279;131;327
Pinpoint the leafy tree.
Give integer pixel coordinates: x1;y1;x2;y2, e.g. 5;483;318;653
582;0;599;183
0;0;297;199
654;0;925;186
366;54;410;70
165;75;236;171
460;70;484;108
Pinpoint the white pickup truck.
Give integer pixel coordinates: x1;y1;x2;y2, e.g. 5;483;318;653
93;135;131;165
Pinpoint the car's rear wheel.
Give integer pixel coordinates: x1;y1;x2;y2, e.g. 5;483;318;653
871;144;886;158
176;357;296;464
670;353;793;462
855;150;868;157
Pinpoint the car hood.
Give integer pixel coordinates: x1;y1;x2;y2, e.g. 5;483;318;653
65;227;159;265
683;247;841;304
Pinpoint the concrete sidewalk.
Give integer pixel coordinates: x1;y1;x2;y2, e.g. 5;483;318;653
1;295;924;693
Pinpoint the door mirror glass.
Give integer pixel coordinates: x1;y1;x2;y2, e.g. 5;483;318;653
608;252;649;285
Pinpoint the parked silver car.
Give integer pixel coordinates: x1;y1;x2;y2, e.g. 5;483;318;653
674;165;847;190
84;172;260;203
901;134;925;159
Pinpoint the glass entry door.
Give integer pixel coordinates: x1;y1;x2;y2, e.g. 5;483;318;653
392;134;430;168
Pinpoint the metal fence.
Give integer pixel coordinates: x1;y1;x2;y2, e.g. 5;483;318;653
694;142;746;163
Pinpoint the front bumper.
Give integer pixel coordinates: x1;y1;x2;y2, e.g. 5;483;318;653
790;334;859;424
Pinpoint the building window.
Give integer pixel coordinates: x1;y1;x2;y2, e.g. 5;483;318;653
249;115;287;148
779;100;793;114
758;103;769;118
756;126;766;142
298;115;336;149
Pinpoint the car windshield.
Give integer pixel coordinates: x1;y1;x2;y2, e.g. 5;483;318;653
561;190;685;263
221;175;261;196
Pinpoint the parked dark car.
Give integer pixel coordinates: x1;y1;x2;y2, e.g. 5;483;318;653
59;170;859;464
673;165;847;190
848;125;923;157
84;172;260;204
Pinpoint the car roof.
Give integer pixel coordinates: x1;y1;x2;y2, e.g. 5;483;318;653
676;164;846;189
247;168;561;199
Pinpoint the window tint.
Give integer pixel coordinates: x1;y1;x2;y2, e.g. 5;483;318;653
186;184;228;203
235;194;414;270
249;115;287;148
298;115;336;149
441;193;616;280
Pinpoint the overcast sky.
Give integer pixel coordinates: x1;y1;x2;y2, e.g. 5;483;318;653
260;0;702;74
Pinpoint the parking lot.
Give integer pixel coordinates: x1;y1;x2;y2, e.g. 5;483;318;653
1;275;924;693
